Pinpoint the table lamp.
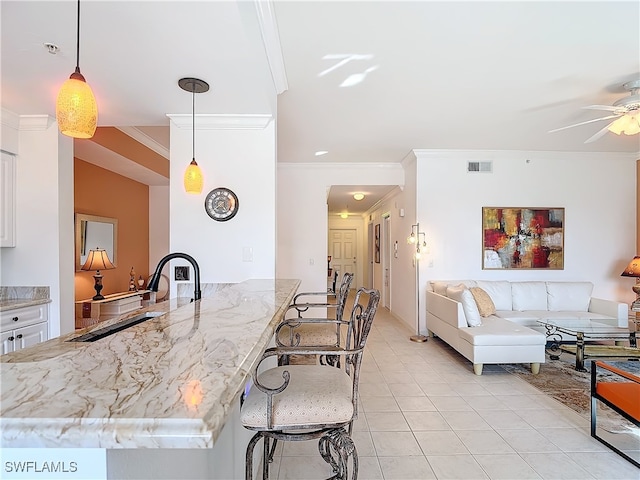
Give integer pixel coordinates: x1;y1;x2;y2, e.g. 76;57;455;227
621;255;640;311
81;248;115;300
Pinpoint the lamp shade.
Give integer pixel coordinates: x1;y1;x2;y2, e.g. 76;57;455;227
81;248;115;271
621;256;640;277
184;159;204;194
56;70;98;139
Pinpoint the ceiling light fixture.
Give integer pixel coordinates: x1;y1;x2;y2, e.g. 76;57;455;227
340;212;349;219
353;193;365;201
179;77;209;195
315;151;329;156
55;0;98;139
608;113;640;136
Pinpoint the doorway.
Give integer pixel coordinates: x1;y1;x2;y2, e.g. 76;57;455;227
328;229;357;287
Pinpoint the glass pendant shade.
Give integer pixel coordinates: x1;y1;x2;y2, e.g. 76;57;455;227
56;70;98;139
184;159;204;194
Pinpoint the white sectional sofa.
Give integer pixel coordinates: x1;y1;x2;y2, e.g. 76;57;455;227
426;280;627;375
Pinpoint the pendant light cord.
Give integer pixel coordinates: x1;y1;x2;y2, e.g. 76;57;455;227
75;0;81;72
192;85;196;161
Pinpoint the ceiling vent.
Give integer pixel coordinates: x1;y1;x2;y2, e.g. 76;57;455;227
467;161;492;173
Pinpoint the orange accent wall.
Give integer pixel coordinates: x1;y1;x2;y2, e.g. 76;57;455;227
74;159;150;301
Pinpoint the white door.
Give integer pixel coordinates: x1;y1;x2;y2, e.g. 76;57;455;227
329;229;357;287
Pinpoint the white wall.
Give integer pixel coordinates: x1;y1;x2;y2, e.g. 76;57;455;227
0;113;75;336
416;149;638;334
168;116;276;292
276;162;405;297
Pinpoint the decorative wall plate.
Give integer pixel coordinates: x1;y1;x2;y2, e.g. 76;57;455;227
204;187;239;221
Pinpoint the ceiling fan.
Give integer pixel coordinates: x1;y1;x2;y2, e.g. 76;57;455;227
549;79;640;143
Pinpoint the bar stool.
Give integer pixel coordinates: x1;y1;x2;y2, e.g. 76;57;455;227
275;273;354;358
241;287;380;480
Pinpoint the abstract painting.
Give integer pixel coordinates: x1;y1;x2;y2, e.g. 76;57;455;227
482;207;564;270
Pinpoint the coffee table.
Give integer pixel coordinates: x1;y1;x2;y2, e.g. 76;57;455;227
537;319;637;371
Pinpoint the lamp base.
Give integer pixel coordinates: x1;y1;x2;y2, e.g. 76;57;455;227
410;334;428;343
92;272;105;300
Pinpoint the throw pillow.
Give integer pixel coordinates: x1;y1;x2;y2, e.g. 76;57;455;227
469;287;496;317
446;284;483;327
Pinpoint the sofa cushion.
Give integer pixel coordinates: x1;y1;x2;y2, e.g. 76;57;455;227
431;281;449;296
495;310;545;322
469;287;496;317
476;281;512;310
458;317;545;346
512;282;547;311
432;280;477;296
446;284;482;327
546;282;593;311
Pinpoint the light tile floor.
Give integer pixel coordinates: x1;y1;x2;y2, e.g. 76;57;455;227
269;303;639;480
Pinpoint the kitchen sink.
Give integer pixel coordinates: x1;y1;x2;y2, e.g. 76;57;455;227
68;312;164;342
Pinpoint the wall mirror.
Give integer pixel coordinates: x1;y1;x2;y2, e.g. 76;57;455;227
75;213;118;271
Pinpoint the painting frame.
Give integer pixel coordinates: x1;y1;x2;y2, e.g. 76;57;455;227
482;207;564;270
374;223;380;263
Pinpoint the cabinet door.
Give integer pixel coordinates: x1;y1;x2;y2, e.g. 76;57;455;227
0;152;16;247
1;329;15;354
14;322;48;351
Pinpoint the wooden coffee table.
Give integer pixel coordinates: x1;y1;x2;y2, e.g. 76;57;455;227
537;319;637;372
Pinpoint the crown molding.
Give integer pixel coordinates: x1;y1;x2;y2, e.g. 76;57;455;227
167;114;273;130
19;115;53;131
1;108;20;130
116;126;170;159
253;0;288;95
412;148;639;162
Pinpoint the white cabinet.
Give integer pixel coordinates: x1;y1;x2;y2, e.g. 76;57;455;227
0;151;16;247
0;303;49;354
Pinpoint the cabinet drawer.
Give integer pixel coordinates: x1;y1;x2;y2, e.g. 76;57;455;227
1;304;48;330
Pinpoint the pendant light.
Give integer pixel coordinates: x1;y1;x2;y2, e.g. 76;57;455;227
179;77;209;194
55;0;98;139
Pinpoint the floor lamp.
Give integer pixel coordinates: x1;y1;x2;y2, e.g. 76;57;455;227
408;223;428;342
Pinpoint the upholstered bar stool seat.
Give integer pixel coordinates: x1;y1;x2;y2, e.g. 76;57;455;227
241;365;353;428
241;287;380;480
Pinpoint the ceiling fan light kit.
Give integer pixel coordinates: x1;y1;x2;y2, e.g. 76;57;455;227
549;79;640;143
56;0;98;139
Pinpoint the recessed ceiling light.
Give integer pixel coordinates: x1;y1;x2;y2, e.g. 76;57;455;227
353;193;365;201
315;150;328;156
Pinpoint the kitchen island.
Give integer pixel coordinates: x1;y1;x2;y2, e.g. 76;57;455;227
1;279;300;479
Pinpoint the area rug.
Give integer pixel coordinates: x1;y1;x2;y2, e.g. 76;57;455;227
500;356;640;433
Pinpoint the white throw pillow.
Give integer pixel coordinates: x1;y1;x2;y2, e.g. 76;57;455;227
446;284;482;327
431;281;449;296
546;282;593;311
476;280;513;310
512;282;547;311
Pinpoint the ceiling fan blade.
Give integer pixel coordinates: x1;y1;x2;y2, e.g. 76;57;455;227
584;119;617;144
548;114;620;133
583;105;624;112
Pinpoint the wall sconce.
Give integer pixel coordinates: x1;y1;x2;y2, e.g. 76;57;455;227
340;212;349;219
81;248;115;300
407;223;426;258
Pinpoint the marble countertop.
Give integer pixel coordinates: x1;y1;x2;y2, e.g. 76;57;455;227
0;286;51;312
0;279;300;449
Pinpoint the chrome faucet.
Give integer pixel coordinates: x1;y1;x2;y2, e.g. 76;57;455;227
148;252;202;301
